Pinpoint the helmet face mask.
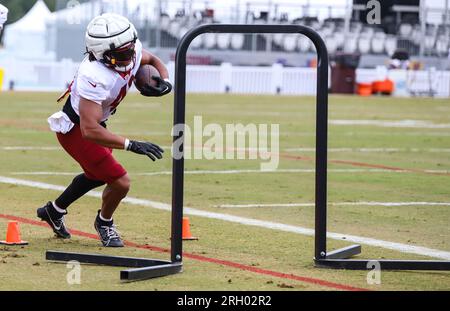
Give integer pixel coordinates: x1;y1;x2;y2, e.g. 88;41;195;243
103;40;137;73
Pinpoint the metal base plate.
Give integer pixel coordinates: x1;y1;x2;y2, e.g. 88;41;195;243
326;244;361;259
121;263;183;281
315;258;450;271
46;250;182;281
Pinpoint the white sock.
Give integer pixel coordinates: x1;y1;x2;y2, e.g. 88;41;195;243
99;213;113;222
52;202;66;214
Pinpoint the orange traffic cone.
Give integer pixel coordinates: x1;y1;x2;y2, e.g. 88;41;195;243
0;221;28;246
182;217;198;240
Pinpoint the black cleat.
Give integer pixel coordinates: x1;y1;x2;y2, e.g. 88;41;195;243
94;211;124;248
37;202;71;239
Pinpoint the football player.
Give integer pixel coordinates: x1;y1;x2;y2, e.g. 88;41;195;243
38;13;172;247
0;4;8;31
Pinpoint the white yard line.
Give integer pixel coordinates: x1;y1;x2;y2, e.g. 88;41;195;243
284;147;450;153
330;120;450;129
1;147;62;151
11;172;79;176
0;146;173;151
345;132;450;137
0;176;449;260
216;202;450;208
4;145;450;155
9;168;450;176
115;132;169;136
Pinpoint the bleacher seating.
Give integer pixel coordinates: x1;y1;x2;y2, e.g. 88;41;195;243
150;11;449;58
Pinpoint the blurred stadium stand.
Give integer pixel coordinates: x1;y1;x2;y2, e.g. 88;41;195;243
36;0;449;66
1;0;450;96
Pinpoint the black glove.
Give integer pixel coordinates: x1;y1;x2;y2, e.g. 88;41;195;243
127;140;164;161
140;77;173;97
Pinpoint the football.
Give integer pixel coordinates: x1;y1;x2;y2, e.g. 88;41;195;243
134;64;161;93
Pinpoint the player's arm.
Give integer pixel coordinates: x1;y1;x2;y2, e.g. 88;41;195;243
79;97;164;161
139;50;172;97
79;97;126;149
141;49;169;80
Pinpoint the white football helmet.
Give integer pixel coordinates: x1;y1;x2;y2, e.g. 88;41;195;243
85;13;138;73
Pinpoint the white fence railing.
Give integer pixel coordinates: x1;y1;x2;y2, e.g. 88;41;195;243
356;68;450;98
1;58;449;98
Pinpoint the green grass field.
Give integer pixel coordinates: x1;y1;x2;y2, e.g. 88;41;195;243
0;92;449;291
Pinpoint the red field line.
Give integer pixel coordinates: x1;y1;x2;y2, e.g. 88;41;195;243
0;213;368;291
218;145;449;176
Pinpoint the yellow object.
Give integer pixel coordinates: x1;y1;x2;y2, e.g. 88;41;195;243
0;68;4;91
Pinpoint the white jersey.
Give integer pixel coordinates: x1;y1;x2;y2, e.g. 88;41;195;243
0;4;8;29
69;39;143;122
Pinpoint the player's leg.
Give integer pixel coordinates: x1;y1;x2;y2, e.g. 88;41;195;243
37;126;108;238
100;174;130;219
56;173;106;209
38;124;130;247
38;125;110;237
37;173;105;239
94;174;130;247
71;135;130;247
